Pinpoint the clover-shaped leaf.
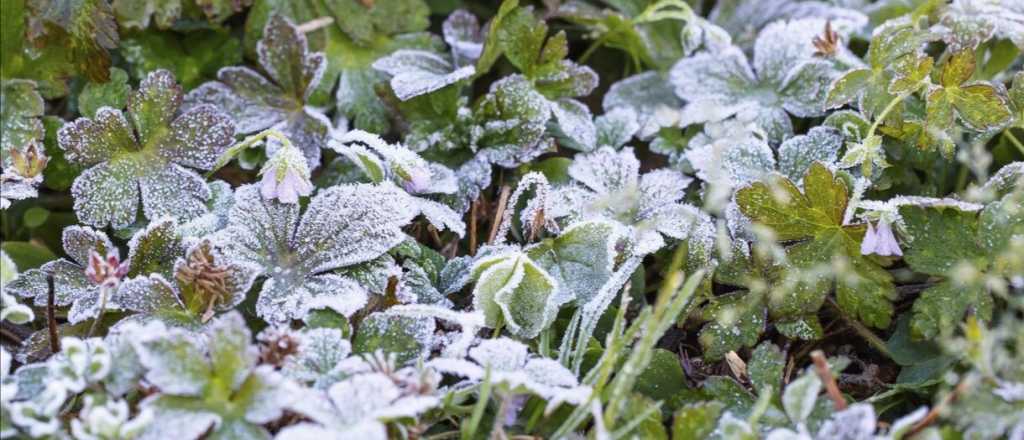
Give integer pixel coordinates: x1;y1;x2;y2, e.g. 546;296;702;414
926;50;1012;133
737;162;897;328
187;15;328;169
671;18;846;142
215;182;420;323
60;69;234;228
133;313;290;440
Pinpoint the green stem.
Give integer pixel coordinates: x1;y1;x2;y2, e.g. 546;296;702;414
867;92;910;138
205;129;293;179
462;367;492;440
1005;129;1024;157
86;284;110;338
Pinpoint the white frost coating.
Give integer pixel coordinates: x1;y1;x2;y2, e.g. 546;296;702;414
428;337;592;414
387;304;485;358
61;69;234;228
670;19;847;142
550;98;597;152
602;71;682;139
443;9;484;65
470;250;562;339
280;328;351;388
777;127;843;182
215;183;418;322
555;147;699;255
373;50;475;101
594;107;640;150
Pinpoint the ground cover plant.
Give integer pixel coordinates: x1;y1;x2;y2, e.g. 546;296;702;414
1;0;1023;438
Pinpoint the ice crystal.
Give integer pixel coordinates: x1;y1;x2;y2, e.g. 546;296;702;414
60;70;234;228
186;15;329;169
214;183;418;322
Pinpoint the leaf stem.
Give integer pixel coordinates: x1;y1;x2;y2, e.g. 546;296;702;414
811;350;847;411
1005;129;1024;157
205;129;293;179
867;92;910;139
46;273;60;354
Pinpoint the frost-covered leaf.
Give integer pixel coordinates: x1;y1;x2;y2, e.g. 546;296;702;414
937;0;1024;50
783;371;821;425
777;127;843;182
549;98;596;152
373;50;474;101
353;312;435;365
443;9;483;66
1;80;45;154
925;50;1012;133
112;0;182;30
670;19;847;142
187;15;327;169
737;163;896;328
473;75;553;168
471;250;562;339
526;220;618;305
60;70;234;228
281;328;351;389
709;0;867;49
698;292;766;361
603;72;681;139
216;183;418;322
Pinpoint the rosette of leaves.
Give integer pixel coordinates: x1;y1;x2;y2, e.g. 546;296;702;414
923;50;1012;139
899;193;1024;339
670;18;854;143
6;223;179;325
427;337;591;413
59;69;234;228
187;15;330;169
552;146;699;255
330;130;465;236
736;162;898;330
132;313;291;440
213;182;427;323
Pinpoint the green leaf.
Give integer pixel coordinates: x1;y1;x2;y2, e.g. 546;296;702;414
0;79;44;154
112;0;182;30
698;292;766;361
635;348;688;402
1;241;56;270
526;220;616;304
748;342;785;394
782;372;821;424
475;0;519;75
353;311;435;365
77;67;130;118
471;251;561;339
121;30;242;90
26;0;119;83
925;50;1012;132
323;0;430;46
826;68;871;109
737;163;896;328
672;401;724;440
911;281;992;340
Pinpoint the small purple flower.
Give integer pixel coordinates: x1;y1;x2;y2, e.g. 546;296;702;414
860;221;902;257
259;145;313;204
400;166;432;194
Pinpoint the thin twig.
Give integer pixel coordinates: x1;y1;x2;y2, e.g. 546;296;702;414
46;274;60;354
908;380;969;436
487;185;511;244
469;198;479;256
295;17;334;34
811;350;847;410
